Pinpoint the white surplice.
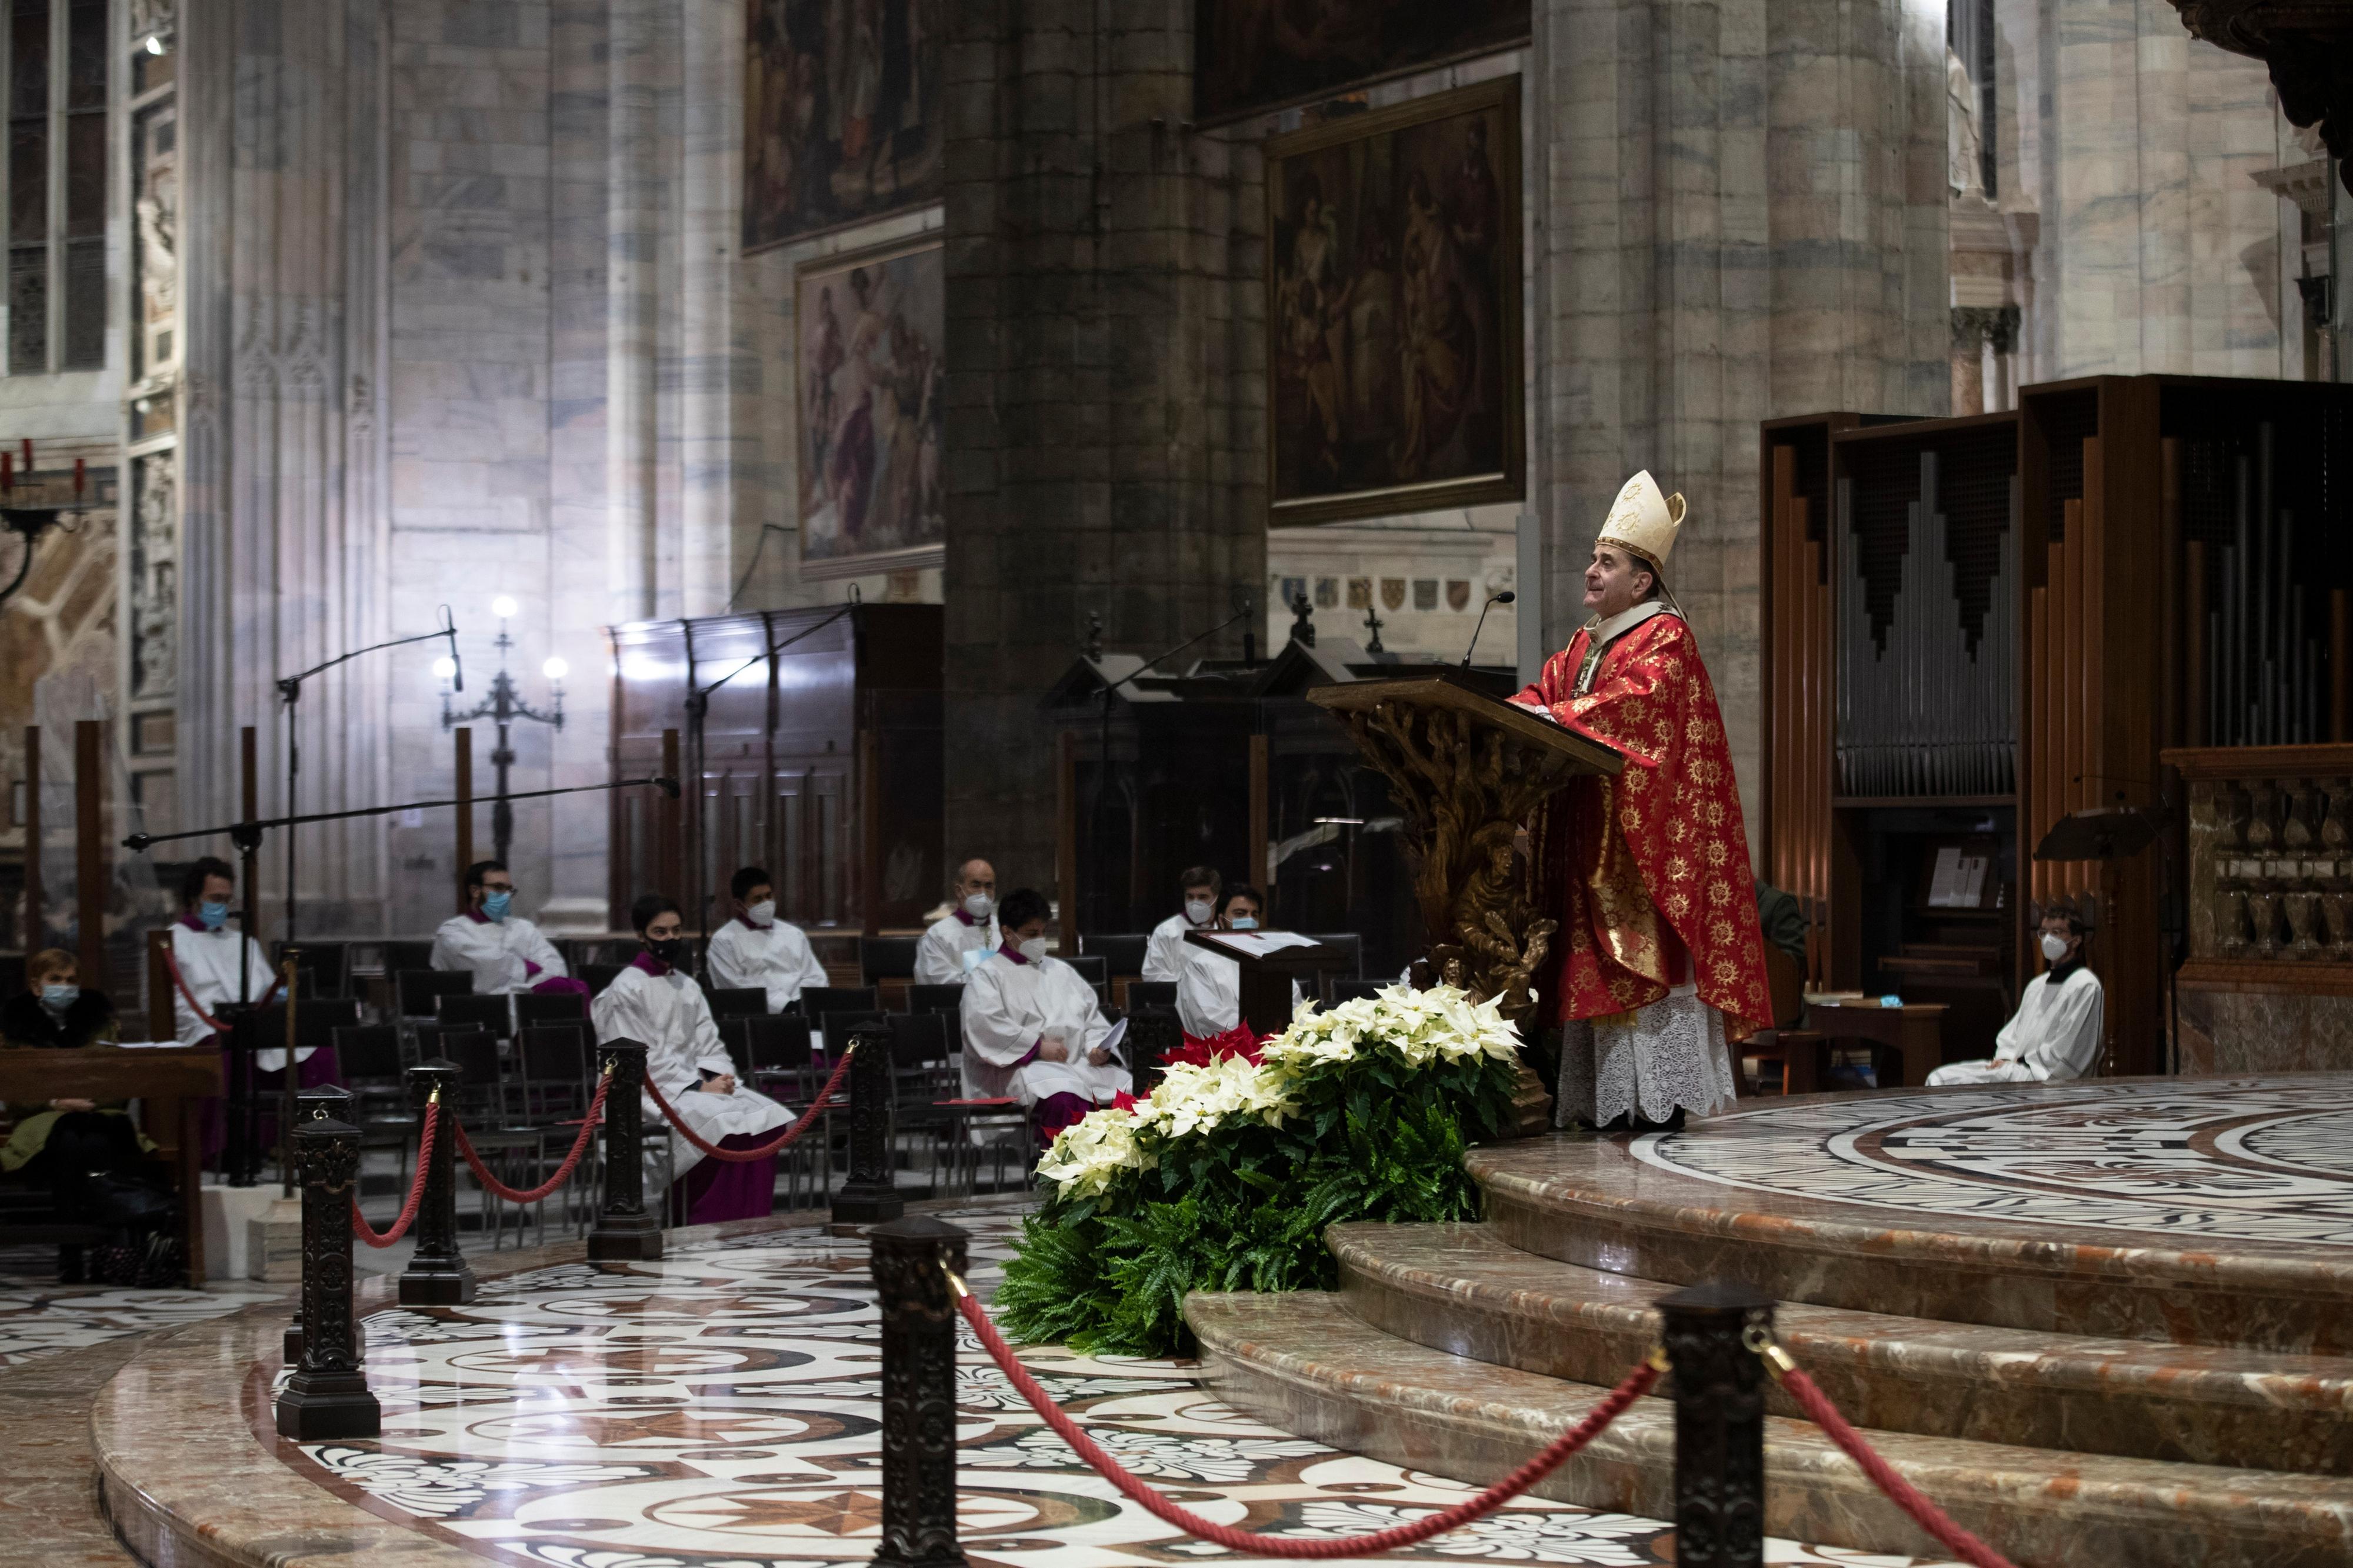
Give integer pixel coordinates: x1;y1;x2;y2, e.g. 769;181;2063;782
592;960;792;1180
915;908;1001;985
168;922;314;1068
958;950;1129;1106
1927;965;2104;1086
1174;939;1241;1038
431;911;569;996
705;916;831;1012
1557;984;1739;1126
1141;909;1206;982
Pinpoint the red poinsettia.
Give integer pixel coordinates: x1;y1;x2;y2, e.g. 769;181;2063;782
1165;1022;1271;1069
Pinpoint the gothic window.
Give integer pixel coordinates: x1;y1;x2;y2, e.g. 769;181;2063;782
2;0;108;375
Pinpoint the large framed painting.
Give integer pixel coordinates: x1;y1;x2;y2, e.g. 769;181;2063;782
796;236;945;579
744;0;945;252
1265;78;1524;528
1197;1;1531;124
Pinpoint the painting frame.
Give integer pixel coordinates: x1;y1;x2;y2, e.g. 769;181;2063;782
1264;76;1525;529
1193;1;1532;127
794;231;946;582
742;0;946;256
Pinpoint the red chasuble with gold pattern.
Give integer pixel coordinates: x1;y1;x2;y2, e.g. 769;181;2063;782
1516;609;1772;1039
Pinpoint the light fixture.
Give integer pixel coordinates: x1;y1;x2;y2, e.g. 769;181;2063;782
491;594;519;620
431;655;457;680
542;656;568;682
142;33;164;55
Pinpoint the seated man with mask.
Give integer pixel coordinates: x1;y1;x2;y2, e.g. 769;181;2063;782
1142;865;1222;983
705;865;830;1012
1174;884;1265;1043
959;888;1129;1142
594;893;795;1223
1926;904;2104;1086
915;858;1000;985
432;860;590;999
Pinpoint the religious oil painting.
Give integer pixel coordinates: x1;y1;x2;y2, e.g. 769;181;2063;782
1195;0;1531;123
743;0;944;251
1265;78;1524;527
796;236;945;578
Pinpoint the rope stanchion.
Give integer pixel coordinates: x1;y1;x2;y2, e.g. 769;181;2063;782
948;1265;1661;1558
642;1043;857;1163
351;1098;440;1249
1751;1331;2021;1568
454;1070;615;1204
160;942;283;1035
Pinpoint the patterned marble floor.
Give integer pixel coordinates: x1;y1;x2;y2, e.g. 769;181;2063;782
1635;1075;2353;1245
278;1208;1958;1567
0;1273;281;1367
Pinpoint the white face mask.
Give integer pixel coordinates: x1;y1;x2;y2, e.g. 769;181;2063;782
964;893;995;920
1184;899;1214;925
2040;932;2071;963
1018;935;1051;962
746;900;775;926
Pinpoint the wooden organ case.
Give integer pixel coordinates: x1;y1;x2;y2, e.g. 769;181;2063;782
1763;376;2353;1079
606;605;944;939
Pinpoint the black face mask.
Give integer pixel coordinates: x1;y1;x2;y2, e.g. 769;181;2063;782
645;937;687;968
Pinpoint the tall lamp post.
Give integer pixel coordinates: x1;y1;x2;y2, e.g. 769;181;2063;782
438;596;565;866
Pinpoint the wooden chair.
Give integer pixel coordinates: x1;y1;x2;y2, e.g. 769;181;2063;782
1741;943;1824;1095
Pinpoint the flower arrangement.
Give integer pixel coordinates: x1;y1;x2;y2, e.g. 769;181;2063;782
995;983;1524;1357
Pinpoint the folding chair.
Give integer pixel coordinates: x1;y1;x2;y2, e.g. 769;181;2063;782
515;989;590;1029
381;940;436;975
276;940;352;998
1125;980;1178;1013
724;1014;826;1206
397;969;472;1021
438;991;515;1040
438;1029;546;1247
705;986;769;1020
1061;954;1108;989
908;983;966;1015
335;1023;420;1195
800;985;879;1021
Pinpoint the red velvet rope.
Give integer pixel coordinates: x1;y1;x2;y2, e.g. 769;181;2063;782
351;1100;439;1249
642;1045;856;1162
452;1071;615;1205
951;1279;1660;1557
161;943;284;1036
1777;1366;2019;1568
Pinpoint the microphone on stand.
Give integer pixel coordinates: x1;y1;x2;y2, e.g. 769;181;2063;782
1461;589;1517;668
654;776;682;798
439;603;464;693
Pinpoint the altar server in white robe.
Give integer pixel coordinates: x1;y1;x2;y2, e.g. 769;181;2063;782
915;858;1002;985
960;889;1129;1140
1141;865;1222;982
705;865;829;1011
594;893;794;1223
1928;907;2105;1085
431;860;588;999
169;856;329;1167
1174;885;1265;1041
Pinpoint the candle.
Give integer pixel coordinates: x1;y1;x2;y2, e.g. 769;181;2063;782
73;457;85;496
4;452;15;492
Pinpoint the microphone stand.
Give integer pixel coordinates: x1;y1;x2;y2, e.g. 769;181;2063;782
121;773;681;855
274;606;461;945
681;600;859;973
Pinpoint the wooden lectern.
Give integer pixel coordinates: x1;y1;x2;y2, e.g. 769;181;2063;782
1311;668;1624;1133
1182;930;1352;1036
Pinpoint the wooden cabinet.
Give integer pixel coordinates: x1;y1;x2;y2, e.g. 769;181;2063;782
606;606;942;938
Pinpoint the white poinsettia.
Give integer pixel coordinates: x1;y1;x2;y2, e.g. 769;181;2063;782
1035;983;1518;1191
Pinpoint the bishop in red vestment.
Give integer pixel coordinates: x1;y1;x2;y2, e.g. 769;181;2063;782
1514;471;1772;1128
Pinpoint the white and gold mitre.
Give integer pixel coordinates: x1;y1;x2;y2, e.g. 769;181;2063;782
1595;469;1687;571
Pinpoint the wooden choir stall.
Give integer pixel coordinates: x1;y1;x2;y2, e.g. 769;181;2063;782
606;606;945;957
1763;374;2353;1079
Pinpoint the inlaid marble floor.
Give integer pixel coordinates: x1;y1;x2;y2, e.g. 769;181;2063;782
0;1272;280;1367
1636;1075;2353;1245
281;1209;1959;1567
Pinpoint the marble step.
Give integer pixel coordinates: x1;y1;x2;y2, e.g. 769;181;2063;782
1187;1289;2353;1568
1329;1221;2353;1473
1464;1135;2353;1352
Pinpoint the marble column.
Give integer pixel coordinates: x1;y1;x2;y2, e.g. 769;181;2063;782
941;1;1266;890
1532;0;1951;852
178;0;391;932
